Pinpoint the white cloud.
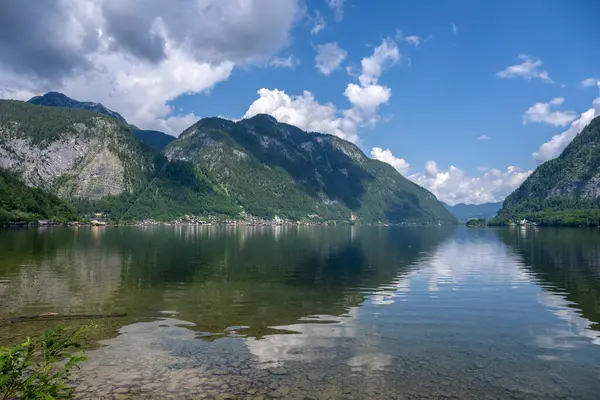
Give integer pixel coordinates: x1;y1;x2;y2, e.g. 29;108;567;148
0;0;298;135
409;162;532;205
358;38;400;87
370;147;411;175
345;38;399;113
477;135;490;140
245;38;400;144
243;88;360;143
344;84;391;112
523;97;577;127
57;39;235;135
310;11;326;35
533;107;599;164
325;0;345;21
395;30;424;47
370;147;530;205
581;77;600;88
404;36;423;47
496;54;552;83
315;42;347;75
451;23;458;36
270;54;300;68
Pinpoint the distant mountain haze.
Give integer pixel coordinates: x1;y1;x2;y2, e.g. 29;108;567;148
442;202;503;221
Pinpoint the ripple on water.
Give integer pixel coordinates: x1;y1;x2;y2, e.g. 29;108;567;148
1;227;600;399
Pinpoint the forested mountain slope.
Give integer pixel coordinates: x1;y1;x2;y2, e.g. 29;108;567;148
493;116;600;226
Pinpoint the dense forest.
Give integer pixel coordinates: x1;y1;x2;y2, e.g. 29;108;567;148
75;159;240;222
492;115;600;227
0;169;77;222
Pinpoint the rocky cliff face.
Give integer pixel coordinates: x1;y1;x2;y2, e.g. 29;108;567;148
0;100;153;199
0;98;455;224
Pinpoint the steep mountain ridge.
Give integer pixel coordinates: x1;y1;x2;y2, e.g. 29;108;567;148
0;100;237;221
1;96;455;224
29;92;128;124
0;100;155;199
167;114;455;224
27;92;175;150
493;115;600;225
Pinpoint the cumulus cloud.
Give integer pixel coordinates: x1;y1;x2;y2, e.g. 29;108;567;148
315;42;347;75
345;38;399;112
245;38;400;144
581;77;600;88
368;147;530;205
0;0;298;135
409;162;532;205
497;54;552;83
358;38;400;87
344;84;391;112
477;135;490;140
370;147;411;175
243;88;360;143
533;109;598;164
523;97;577;127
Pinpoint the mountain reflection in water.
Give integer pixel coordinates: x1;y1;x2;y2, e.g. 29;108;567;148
1;226;599;399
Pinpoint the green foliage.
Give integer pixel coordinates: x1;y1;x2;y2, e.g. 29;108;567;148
0;169;77;223
466;218;487;227
0;99;456;224
131;128;175;150
28;92;127;124
167;115;457;224
75;159;239;221
490;207;600;227
0;324;95;400
0;101;110;146
495;115;600;227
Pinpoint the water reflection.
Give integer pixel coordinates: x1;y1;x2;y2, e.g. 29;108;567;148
498;228;600;349
2;226;600;399
0;226;454;340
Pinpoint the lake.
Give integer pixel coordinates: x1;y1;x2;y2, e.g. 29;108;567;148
1;226;599;399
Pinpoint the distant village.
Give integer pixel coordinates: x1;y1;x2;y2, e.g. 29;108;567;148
15;212;434;228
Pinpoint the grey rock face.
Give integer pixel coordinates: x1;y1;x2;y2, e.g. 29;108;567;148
0;118;145;199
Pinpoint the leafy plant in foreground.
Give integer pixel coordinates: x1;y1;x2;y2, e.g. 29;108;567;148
0;324;95;400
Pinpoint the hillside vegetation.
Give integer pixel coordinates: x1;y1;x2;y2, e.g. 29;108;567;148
492;116;600;226
0;169;76;222
1;95;456;224
167;114;456;224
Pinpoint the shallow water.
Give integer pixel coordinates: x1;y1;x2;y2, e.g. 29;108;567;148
1;226;599;399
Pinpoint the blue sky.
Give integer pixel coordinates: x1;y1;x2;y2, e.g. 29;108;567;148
170;0;600;203
1;0;599;204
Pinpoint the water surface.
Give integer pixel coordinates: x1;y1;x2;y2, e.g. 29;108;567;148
1;226;599;399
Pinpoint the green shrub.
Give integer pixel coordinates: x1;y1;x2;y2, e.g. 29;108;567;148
0;324;95;400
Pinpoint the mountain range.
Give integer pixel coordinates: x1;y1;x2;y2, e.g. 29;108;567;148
0;92;456;224
443;202;502;222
